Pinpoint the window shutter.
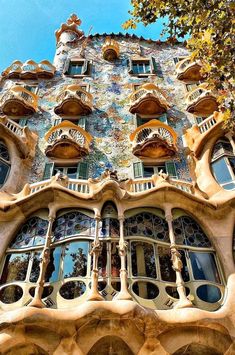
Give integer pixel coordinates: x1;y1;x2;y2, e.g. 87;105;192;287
54;118;62;126
81;60;88;75
63;59;70;74
150;57;157;74
158;113;168;124
133;162;144;178
78;117;87;130
77;162;89;179
43;162;54;180
136;115;143;127
173;57;179;65
165;161;177;178
127;59;133;74
19;118;27;127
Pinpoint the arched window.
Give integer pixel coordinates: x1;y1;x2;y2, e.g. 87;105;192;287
124;208;223;311
211;137;235;190
0;213;48;305
0;141;10;188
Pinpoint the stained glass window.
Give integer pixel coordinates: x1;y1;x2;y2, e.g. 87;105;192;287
0;141;10;188
10;217;48;249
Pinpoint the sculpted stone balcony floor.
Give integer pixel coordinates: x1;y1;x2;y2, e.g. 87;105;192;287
130;119;177;159
129;83;169;115
183;111;224;157
102;37;120;61
0;86;38;116
2;60;56;79
176;57;203;81
44;120;92;159
186;84;218;115
0;116;37;158
54;85;93;116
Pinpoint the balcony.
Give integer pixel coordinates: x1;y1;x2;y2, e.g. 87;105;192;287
130;119;177;159
183;111;224;156
129;83;169;115
54;85;93;116
0;116;37;158
186;84;218;115
2;60;55;79
102;37;120;61
45;120;92;159
176;57;203;81
0;86;38;116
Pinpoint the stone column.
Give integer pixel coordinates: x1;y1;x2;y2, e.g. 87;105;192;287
28;215;55;308
87;216;104;301
115;216;132;300
225;132;235;155
165;211;192;309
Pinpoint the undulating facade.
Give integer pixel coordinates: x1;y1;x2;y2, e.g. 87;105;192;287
0;14;234;355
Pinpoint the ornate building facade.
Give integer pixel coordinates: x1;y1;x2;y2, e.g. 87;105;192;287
0;14;234;355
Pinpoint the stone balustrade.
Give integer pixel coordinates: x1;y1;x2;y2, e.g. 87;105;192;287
130;119;177;159
45;120;92;159
0;86;38;116
129;83;169;115
2;59;55;79
54;84;93;115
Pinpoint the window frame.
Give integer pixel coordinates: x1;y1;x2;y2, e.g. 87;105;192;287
63;59;91;78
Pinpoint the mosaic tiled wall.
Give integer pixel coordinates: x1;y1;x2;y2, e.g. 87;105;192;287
0;35;196;183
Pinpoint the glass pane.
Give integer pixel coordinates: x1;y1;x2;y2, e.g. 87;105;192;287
45;247;61;282
132;63;138;74
53;212;94;241
10;217;48;249
0;161;9;185
124;213;169;242
144;63;150;73
138;63;144;74
0;285;23;304
100;218;119;238
0;253;29;283
158;247;176;282
131;242;156;278
196;284;221;303
69;63;82;75
143;167;154;178
228;157;235;175
173;216;211;247
67;167;77;179
98;242;107;277
0;142;10;161
63;241;89;278
223;182;235;190
29;251;41;282
189;252;220;283
212;158;232;183
60;281;86;299
132;282;159;299
111;243;120;277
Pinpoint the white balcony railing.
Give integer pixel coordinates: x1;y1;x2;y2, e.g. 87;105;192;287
198;115;217;134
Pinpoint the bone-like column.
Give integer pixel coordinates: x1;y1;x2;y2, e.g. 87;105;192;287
165;211;192;309
28;215;55;308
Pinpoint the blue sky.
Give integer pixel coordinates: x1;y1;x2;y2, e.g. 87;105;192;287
0;0;166;72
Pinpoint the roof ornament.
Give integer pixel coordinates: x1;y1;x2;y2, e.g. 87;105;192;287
67;14;82;27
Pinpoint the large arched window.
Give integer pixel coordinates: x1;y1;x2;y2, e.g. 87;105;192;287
211;137;235;190
0;141;11;188
124;208;223;311
0;212;49;305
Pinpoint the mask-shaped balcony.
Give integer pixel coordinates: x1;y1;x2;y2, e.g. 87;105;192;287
0;86;38;116
0;116;37;158
130;119;178;159
2;60;55;79
45;120;92;159
176;57;203;81
54;85;93;116
102;37;120;61
186;84;218;115
129;83;169;115
183;111;224;156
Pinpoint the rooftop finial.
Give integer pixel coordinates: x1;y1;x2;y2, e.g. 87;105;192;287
67;14;82;27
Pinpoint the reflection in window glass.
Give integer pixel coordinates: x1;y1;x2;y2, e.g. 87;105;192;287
212;158;232;183
111;243;120;277
98;242;107;277
0;161;10;186
158;247;176;282
10;217;48;249
53;212;95;241
45;247;61;282
99;218;119;238
131;242;156;278
0;253;30;284
189;252;220;283
63;242;88;278
196;284;221;303
29;251;41;282
132;282;159;299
